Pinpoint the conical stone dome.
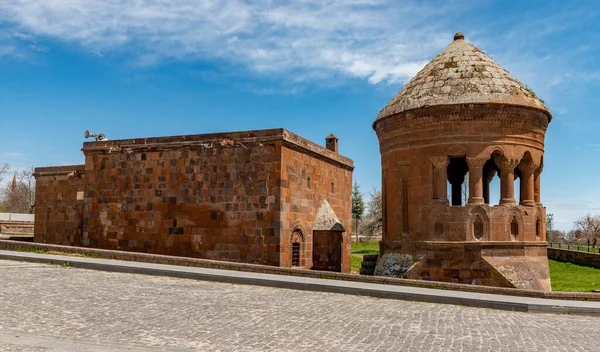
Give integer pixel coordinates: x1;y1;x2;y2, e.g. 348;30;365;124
375;32;550;122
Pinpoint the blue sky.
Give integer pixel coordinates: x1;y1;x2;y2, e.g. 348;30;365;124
0;0;599;231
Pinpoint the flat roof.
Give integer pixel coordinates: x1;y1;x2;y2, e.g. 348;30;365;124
81;128;354;170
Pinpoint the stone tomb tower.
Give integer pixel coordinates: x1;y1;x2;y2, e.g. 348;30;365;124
373;33;552;291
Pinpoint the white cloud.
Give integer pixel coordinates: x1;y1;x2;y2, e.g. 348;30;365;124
0;152;24;158
0;0;461;84
0;45;16;57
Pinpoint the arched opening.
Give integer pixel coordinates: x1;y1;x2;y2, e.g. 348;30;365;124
291;229;305;267
510;217;519;240
514;169;521;205
473;215;484;240
536;218;542;240
447;157;469;206
483;157;501;205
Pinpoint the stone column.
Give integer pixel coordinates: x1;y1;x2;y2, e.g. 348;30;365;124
430;156;449;203
498;157;519;206
519;160;537;207
534;163;543;205
466;157;486;204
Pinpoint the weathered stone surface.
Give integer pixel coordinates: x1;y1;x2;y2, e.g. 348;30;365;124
373;33;552;290
313;199;345;231
34;129;354;272
33;165;85;246
376;33;549;121
374;253;417;278
312;230;343;272
484;254;551;291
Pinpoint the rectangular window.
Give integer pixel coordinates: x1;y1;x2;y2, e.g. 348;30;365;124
292;243;300;267
307;177;311;189
331;183;334;193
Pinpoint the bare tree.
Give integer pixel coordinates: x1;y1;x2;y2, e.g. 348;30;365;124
573;213;600;246
1;166;36;213
361;188;382;240
546;230;565;243
0;163;8;183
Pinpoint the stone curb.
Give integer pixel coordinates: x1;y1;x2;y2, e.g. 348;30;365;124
2;239;600;302
2;250;600;316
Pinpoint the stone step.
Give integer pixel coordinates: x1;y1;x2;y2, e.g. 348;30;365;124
360;254;379;276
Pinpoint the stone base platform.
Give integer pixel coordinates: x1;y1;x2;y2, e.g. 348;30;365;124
379;241;551;291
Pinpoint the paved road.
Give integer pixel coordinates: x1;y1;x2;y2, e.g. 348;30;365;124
1;260;599;351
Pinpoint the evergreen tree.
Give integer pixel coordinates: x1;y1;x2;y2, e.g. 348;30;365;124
351;181;365;242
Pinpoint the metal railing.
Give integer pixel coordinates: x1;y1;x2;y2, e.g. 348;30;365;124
548;242;600;254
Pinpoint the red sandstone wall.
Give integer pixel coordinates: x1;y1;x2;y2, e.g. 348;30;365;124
376;106;549;244
279;145;353;272
83;141;282;265
34;130;354;271
34;166;86;246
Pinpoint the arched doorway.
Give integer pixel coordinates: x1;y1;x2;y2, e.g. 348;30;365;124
291;229;305;267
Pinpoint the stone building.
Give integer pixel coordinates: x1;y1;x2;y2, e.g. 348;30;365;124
34;129;354;272
373;33;552;290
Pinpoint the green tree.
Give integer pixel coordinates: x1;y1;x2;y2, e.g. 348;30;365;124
351;181;365;242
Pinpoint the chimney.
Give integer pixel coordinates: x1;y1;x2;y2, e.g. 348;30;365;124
325;134;338;153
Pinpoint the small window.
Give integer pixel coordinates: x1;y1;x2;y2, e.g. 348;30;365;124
511;217;519;239
536;219;541;239
307;177;311;189
292;242;300;267
473;216;484;240
331;183;334;193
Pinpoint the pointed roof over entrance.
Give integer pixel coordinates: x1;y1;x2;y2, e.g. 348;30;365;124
313;199;345;232
376;32;550;122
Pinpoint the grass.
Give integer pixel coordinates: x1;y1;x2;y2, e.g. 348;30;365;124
18;247;47;254
16;247;103;259
549;259;600;292
350;242;600;292
351;241;379;273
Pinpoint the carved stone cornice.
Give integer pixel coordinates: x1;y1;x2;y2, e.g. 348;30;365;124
466;157;487;169
430;156;449;168
494;156;520;171
535;159;544;176
518;159;538;175
374;103;550;134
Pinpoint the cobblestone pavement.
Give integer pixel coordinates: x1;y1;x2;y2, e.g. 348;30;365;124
1;260;599;352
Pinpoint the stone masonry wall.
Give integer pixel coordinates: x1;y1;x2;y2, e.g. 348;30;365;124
34;129;354;271
548;248;600;269
279;142;353;272
380;241;551;291
34;165;86;245
82;134;282;265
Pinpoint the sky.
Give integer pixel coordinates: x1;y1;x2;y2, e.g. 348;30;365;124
0;0;599;231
